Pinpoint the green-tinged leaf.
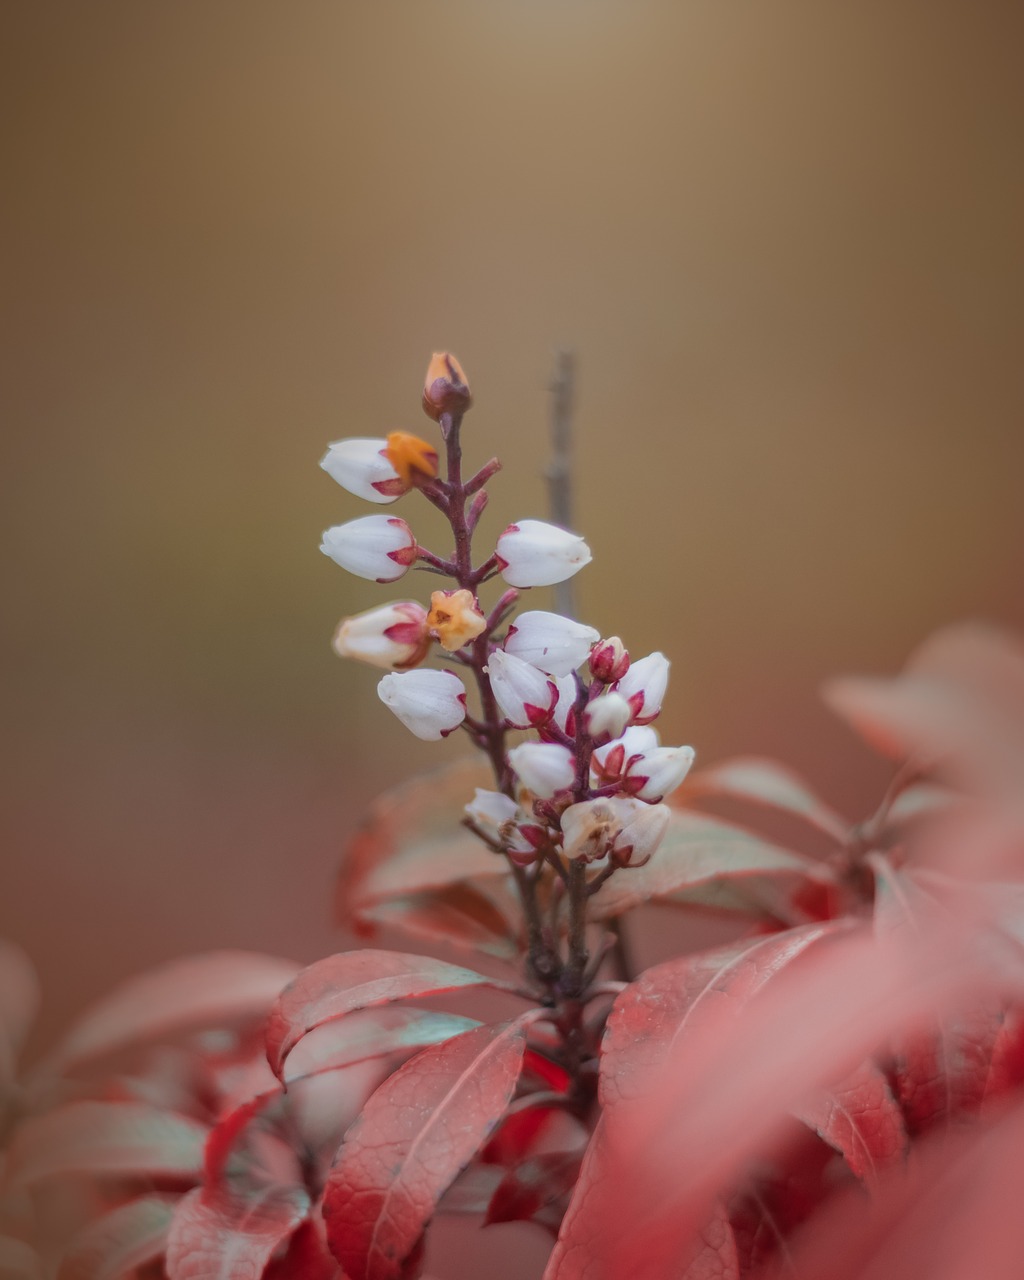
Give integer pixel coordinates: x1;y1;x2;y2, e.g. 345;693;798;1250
57;1195;176;1280
284;1007;480;1082
684;757;849;843
165;1184;309;1280
589;810;838;924
7;1101;208;1185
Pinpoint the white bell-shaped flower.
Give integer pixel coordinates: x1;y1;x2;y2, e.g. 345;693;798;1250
583;692;632;742
612;799;671;866
321;515;418;583
495;520;592;589
614;651;670;724
320;438;403;504
377;668;467;740
551;673;580;735
486;649;558;729
628;745;696;801
332;601;429;670
464;788;518;843
503;611;599;677
508;742;576;799
591;725;660;784
562;795;669;866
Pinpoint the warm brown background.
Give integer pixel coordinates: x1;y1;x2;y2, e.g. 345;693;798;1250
2;2;1023;1268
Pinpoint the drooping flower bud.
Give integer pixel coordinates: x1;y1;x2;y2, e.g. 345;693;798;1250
422;352;472;421
320;438;404;504
486;649;558;729
495;520;592;589
583;692;632;742
591;725;659;786
464;789;518;843
320;515;418;582
611;799;671;867
384;432;439;488
427;589;487;652
503;611;599;677
627;745;696;801
551;673;580;736
332;601;430;670
614;651;670;724
508;742;575;799
589;636;630;684
377;668;467;740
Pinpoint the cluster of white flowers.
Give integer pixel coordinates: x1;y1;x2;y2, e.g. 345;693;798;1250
320;354;694;874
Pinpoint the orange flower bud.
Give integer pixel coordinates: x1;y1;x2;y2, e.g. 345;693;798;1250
384;431;439;488
422;352;472;421
427;588;487;652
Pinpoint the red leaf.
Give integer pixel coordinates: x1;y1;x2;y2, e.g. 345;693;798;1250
544;1118;739;1280
265;950;512;1081
323;1018;530;1280
48;952;300;1073
794;1058;907;1184
684;757;849;843
7;1101;208;1186
588;810;838;926
264;1220;339;1280
353;883;520;962
284;1008;481;1084
338;761;507;927
57;1195;176;1280
485;1150;582;1229
165;1184;309;1280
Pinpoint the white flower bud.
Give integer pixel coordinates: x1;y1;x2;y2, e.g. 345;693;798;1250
508;742;576;799
486;649;558;729
551;673;580;734
613;799;671;866
628;745;696;801
495;520;592;589
591;725;660;784
320;438;404;504
321;515;418;583
377;669;466;740
613;651;670;724
583;692;632;742
589;636;630;683
503;611;599;677
464;789;518;842
332;601;429;670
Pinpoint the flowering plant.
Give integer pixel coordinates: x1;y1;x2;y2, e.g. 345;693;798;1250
5;354;1024;1280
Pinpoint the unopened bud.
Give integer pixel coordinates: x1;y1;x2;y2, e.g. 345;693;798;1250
332;601;430;670
508;742;575;799
422;352;472;421
427;589;487;652
614;652;670;725
589;636;630;684
377;668;467;740
584;692;632;742
320;515;418;582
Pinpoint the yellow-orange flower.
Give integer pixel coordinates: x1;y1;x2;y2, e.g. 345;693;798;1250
422;352;472;421
384;432;439;488
427;589;487;652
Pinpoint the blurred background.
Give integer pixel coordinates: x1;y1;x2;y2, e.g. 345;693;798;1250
3;0;1023;1100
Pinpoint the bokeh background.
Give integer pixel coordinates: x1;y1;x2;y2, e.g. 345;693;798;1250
2;5;1023;1261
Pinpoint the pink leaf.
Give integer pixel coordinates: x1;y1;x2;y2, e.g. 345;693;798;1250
323;1017;530;1280
284;1009;481;1084
588;810;838;925
165;1184;310;1280
7;1101;208;1186
265;950;513;1081
48;952;301;1073
684;757;849;843
484;1150;582;1229
338;761;506;927
57;1195;176;1280
353;883;520;962
544;1118;739;1280
794;1058;907;1184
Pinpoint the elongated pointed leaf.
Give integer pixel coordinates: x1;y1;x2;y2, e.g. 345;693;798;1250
8;1101;208;1185
57;1195;176;1280
265;950;510;1080
284;1008;481;1083
323;1018;530;1280
685;757;849;843
588;811;838;925
165;1184;309;1280
353;883;520;962
544;1118;739;1280
48;952;300;1073
337;761;505;927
